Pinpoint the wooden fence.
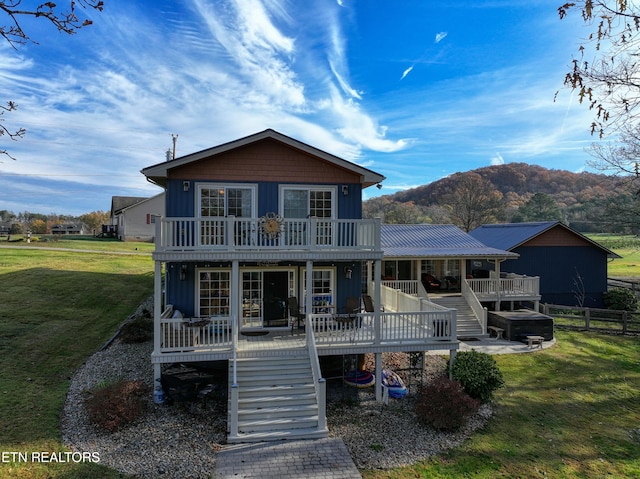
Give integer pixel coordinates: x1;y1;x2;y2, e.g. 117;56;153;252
541;303;640;335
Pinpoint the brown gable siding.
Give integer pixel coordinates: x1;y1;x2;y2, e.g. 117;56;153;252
168;139;362;184
525;225;592;247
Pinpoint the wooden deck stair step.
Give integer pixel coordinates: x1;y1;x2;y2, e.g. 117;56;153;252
228;354;328;443
430;295;484;337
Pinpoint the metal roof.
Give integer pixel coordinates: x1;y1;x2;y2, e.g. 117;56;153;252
468;221;620;258
381;224;518;259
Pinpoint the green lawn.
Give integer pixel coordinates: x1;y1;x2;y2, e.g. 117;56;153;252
362;330;640;479
0;239;639;478
0;246;153;478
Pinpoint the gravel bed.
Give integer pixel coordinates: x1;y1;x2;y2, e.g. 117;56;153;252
61;308;492;477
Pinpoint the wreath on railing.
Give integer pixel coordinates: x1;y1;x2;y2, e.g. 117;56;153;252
258;212;283;239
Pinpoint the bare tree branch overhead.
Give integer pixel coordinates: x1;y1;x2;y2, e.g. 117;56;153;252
0;1;104;159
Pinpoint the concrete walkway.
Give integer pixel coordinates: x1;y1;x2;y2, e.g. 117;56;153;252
214;437;362;479
213;336;555;479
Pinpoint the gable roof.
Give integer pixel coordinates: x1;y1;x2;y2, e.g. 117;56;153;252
111;196;148;216
381;224;518;259
141;129;386;188
468;221;620;258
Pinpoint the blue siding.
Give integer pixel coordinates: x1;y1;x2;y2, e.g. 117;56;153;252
503;246;608;307
166;180;362;220
166;179;194;217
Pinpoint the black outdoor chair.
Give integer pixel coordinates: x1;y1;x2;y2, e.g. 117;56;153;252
287;296;306;334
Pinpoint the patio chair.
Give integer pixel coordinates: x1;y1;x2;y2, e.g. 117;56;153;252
345;296;361;314
287;297;306;334
362;294;383;313
421;273;441;292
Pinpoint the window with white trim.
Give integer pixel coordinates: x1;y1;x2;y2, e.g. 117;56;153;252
197;269;230;317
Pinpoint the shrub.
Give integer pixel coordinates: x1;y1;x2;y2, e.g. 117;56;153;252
86;380;149;432
415;377;480;431
119;317;153;343
451;350;504;403
603;287;639;311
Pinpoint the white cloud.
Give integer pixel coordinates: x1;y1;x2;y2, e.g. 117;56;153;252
400;65;414;80
491;153;505;165
435;32;448;43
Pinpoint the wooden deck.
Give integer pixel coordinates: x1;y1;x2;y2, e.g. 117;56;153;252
152;311;459;364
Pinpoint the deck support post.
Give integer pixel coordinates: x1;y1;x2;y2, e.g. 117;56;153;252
448;349;457;379
374;352;382;402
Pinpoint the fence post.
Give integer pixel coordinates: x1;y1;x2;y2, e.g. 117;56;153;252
622;311;628;334
584;307;590;331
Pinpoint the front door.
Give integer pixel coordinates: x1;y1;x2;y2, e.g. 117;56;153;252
241;270;291;329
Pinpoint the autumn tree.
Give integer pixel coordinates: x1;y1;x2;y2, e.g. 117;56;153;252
79;210;109;231
443;173;505;232
0;1;104;158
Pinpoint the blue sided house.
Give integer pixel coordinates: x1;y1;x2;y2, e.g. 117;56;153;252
469;221;620;308
140;129;461;442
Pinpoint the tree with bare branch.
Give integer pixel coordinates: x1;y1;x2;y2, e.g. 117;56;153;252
0;1;104;159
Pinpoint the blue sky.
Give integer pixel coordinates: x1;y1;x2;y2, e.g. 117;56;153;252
0;0;596;216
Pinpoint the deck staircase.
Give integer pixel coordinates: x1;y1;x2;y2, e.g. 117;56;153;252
430;295;484;338
227;353;328;443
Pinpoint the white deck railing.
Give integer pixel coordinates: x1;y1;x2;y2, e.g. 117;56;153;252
306;321;327;431
467;276;540;299
309;309;456;345
160;316;233;352
381;280;419;296
155;216;381;252
158;308;456;354
461;279;487;334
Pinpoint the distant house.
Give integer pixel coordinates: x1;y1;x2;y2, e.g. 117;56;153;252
51;223;88;235
110;194;165;241
469;221;620;308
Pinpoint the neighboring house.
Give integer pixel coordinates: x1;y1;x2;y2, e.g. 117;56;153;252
378;224;537;335
110;194;165;241
141;129;460;443
469;221;620;308
51;223;88;235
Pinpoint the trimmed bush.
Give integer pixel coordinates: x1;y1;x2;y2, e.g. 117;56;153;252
120;317;153;343
86;380;149;432
451;350;504;403
415;377;480;431
603;287;639;311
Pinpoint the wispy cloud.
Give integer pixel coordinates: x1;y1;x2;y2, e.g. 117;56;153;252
435;32;448;43
400;65;414;81
491;153;505;165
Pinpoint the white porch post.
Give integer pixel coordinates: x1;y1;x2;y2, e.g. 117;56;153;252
494;259;502;311
231;260;240;335
374;259;382;345
153;260;162;387
305;260;313;320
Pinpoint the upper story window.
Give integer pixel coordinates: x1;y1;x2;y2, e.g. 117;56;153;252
198;184;256;217
281;186;335;219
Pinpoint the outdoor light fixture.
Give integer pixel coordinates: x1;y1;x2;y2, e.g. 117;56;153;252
344;266;353;279
342;185;349;196
183;180;190;192
180;264;187;281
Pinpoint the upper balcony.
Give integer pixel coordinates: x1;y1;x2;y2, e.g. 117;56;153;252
153;216;383;261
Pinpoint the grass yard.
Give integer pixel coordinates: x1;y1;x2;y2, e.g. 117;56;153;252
589;234;640;278
361;330;640;479
0;237;639;478
0;246;153;478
